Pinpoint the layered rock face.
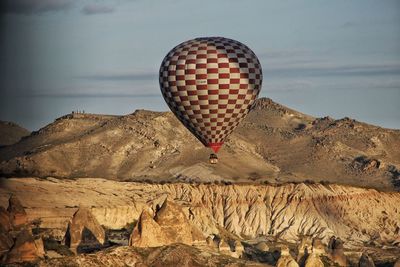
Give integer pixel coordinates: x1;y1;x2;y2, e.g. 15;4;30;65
1;178;400;248
157;184;400;247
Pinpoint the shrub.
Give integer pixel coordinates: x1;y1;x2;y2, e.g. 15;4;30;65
43;237;74;256
124;220;138;233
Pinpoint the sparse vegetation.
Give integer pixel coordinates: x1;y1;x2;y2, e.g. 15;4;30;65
31;218;42;235
124;220;138;233
320;180;331;186
43;237;74;256
248;172;262;181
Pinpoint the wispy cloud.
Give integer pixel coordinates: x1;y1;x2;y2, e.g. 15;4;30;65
263;79;316;92
26;93;159;98
11;82;161;98
265;62;400;77
1;0;76;15
341;21;357;28
258;49;308;59
78;70;157;81
81;4;114;15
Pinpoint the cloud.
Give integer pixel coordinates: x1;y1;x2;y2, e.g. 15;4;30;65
265;62;400;77
81;4;114;15
341;21;357;28
263;79;316;92
258;50;307;59
12;81;161;98
78;70;157;81
27;93;159;98
1;0;76;15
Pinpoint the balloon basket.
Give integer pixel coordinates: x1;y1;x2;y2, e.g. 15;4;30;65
209;153;218;164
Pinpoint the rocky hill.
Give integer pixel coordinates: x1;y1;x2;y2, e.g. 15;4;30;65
0;98;399;191
0;121;30;146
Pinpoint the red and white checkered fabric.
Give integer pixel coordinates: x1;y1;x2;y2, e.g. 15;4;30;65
159;37;262;153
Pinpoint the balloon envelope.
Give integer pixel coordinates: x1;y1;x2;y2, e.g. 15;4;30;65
159;37;262;153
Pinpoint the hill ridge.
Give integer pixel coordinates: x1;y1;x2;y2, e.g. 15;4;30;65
0;98;399;191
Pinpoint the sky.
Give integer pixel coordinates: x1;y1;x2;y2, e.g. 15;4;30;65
0;0;399;130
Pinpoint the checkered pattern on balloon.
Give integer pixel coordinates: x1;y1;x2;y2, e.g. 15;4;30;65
159;37;262;153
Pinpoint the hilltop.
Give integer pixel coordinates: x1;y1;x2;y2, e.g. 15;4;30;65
0;98;399;191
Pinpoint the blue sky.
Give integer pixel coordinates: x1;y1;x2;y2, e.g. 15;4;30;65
1;0;399;130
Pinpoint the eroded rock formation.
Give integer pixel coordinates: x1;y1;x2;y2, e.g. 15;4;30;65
128;208;167;247
218;239;232;256
153;199;204;244
64;207;105;254
0;207;11;232
305;253;324;267
0;224;13;259
255;241;269;252
232;240;245;258
359;252;375;267
275;246;299;267
129;199;204;247
0;182;398;265
0;195;45;264
206;235;219;250
328;236;347;266
5;229;41;264
7;195;28;230
296;236;312;265
1;178;400;249
304;238;325;267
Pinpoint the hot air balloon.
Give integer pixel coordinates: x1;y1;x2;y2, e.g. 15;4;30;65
159;37;262;163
